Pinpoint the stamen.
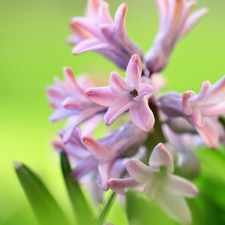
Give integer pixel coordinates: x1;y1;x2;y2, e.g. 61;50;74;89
130;89;138;97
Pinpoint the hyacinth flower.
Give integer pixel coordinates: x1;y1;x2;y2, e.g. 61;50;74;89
85;54;155;132
145;0;208;73
47;67;106;140
68;0;143;70
82;122;148;190
109;143;199;224
158;76;225;149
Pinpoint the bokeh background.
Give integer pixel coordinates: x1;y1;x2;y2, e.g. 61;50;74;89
1;0;225;224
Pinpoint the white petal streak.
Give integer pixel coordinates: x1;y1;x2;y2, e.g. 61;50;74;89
164;174;199;197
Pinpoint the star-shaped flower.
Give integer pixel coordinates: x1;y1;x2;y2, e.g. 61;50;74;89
85;54;155;132
109;143;199;224
68;0;143;70
145;0;208;73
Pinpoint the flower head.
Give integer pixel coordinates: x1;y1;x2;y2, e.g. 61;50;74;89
109;143;199;224
68;0;143;70
145;0;208;73
85;54;155;131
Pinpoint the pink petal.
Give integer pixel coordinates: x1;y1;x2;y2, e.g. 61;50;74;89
50;108;74;122
129;99;155;132
85;86;115;106
73;39;109;55
180;8;208;38
125;54;142;86
82;136;115;162
98;2;113;23
190;81;211;103
182;91;192;115
109;178;138;195
104;94;134;126
126;159;154;183
156;191;192;224
109;71;131;94
133;83;153;102
201;102;225;117
149;143;174;173
154;0;168;30
98;162;113;190
100;23;113;41
164;174;199;197
86;0;101;17
195;119;219;149
191;107;204;127
114;3;128;35
63;97;82;110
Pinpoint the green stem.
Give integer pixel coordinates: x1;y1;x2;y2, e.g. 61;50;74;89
95;192;116;225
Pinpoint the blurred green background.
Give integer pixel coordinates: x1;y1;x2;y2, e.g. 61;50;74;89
1;0;225;224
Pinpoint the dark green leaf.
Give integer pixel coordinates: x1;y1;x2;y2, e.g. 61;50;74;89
14;161;69;225
60;152;94;225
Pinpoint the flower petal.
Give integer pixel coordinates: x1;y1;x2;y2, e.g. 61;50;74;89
85;86;115;106
164;174;199;197
129;99;155;132
126;159;154;183
156;191;192;224
82;136;115;162
104;94;134;126
114;3;128;35
109;178;138;195
109;71;131;94
149;143;174;173
125;54;142;86
133;83;153;102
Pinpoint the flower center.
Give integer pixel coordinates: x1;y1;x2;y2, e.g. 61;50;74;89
130;89;138;97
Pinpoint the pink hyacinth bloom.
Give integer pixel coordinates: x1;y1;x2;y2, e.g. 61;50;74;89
82;122;148;190
158;76;225;149
145;0;208;73
85;54;155;132
109;143;199;224
68;0;143;70
47;67;106;131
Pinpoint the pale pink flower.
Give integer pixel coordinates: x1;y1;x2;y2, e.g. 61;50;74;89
85;54;155;132
109;143;199;224
68;0;143;70
145;0;208;73
158;76;225;149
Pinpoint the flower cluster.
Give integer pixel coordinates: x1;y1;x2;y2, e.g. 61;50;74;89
47;0;225;223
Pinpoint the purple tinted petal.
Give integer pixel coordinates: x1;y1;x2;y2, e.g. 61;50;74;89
98;162;113;190
82;136;115;162
126;159;154;183
63;97;83;110
85;86;115;106
50;108;74;122
86;0;101;17
133;83;153;102
125;54;142;86
129;99;155;132
104;94;134;125
201;102;225;117
109;71;131;94
98;2;113;23
73;39;110;55
195;119;219;149
180;8;208;38
149;143;174;173
114;3;128;35
191;107;204;127
109;178;138;195
181;91;192;115
164;174;199;197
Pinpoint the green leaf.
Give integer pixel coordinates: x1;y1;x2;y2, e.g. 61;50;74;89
14;161;69;225
60;152;94;224
125;189;178;225
95;191;116;225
